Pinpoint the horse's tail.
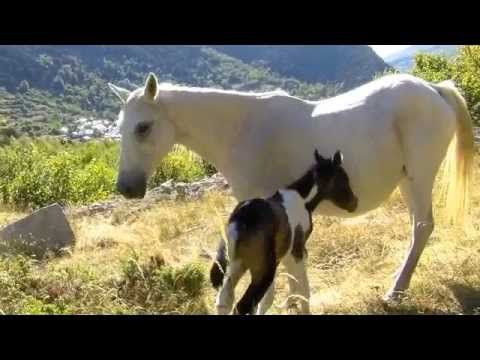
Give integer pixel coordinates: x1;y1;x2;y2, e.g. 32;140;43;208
433;80;475;224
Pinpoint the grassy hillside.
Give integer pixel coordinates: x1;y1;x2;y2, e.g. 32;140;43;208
1;150;479;314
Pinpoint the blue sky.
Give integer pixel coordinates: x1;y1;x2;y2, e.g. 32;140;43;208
369;45;411;58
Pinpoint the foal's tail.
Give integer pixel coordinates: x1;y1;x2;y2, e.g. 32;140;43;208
210;240;228;289
433;80;475;224
209;222;239;289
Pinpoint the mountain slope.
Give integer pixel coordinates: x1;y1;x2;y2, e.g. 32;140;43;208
212;45;391;90
0;45;389;138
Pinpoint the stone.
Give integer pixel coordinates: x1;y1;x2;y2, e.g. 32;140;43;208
0;203;75;258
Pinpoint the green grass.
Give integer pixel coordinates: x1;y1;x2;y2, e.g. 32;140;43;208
0;251;207;315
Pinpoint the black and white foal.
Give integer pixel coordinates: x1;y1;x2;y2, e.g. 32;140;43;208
210;149;358;315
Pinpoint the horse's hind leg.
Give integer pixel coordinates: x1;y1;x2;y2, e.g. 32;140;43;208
384;173;435;301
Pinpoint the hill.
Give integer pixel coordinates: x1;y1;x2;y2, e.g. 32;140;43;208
385;45;460;72
0;45;390;138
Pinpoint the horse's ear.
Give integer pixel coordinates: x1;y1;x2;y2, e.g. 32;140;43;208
108;83;130;104
144;72;158;100
333;150;344;166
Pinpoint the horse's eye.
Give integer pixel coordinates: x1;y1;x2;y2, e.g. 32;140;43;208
136;123;151;137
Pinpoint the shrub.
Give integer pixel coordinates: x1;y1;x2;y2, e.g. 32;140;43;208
148;145;210;187
411;45;480;125
0;138;213;209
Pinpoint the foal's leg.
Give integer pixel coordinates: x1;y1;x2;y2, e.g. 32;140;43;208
234;258;276;315
256;281;276;315
216;260;246;314
282;254;310;314
384;176;435;301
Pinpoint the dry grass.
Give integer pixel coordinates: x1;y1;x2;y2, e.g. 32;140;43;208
1;155;480;314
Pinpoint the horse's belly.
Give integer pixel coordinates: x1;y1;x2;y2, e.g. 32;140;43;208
314;187;395;218
315;166;402;218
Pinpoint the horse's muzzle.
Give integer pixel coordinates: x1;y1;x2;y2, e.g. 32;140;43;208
117;172;147;199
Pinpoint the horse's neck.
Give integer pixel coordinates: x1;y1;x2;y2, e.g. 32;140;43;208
162;90;253;169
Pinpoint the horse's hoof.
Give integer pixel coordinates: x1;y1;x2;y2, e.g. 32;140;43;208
382;290;405;303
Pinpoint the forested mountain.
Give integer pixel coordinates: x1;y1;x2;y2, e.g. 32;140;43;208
0;45;390;137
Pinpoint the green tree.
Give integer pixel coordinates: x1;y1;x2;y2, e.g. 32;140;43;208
411;45;480;124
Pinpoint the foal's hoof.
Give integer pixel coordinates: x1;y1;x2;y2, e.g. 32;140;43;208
216;306;231;315
286;301;299;315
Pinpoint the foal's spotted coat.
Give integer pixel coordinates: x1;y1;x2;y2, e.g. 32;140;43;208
210;150;358;315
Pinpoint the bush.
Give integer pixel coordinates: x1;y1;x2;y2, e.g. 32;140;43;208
0;138;213;209
0;138;117;209
411;45;480;124
148;145;209;187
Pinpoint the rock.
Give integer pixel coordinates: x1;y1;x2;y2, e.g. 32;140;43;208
0;203;75;258
67;173;231;220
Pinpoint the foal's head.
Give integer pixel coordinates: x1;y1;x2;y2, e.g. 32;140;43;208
308;149;358;213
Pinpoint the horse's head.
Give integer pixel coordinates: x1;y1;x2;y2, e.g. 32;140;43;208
109;73;176;199
312;149;358;213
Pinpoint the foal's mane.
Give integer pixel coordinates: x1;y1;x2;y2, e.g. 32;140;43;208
286;163;317;199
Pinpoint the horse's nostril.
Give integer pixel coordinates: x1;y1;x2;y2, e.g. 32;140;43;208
117;174;147;199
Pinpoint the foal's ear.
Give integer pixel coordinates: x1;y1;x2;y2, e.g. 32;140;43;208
333;150;344;166
144;72;158;100
108;83;130;104
314;149;326;163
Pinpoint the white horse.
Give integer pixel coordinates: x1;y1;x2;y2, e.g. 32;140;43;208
109;72;474;302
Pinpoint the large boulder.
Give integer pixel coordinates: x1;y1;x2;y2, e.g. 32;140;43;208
0;203;75;258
